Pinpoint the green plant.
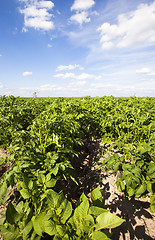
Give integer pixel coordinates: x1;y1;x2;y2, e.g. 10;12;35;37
0;187;124;240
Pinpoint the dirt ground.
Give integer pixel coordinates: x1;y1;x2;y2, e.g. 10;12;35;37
0;141;155;240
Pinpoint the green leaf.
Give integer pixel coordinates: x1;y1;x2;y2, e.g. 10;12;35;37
6;202;21;224
147;182;152;193
122;163;133;171
150;195;155;204
132;167;141;177
55;194;66;216
92;231;111;240
89;206;108;217
51;165;59;176
28;180;33;190
91;187;102;203
46;189;59;209
106;158;115;168
127;187;135;197
113;162;120;172
0;225;19;240
0;182;7;198
22;221;33;240
82;214;94;232
30;230;41;240
60;200;72;224
150;172;155;179
116;179;125;192
32;212;49;237
150;203;155;213
53;235;62;240
20;189;31;199
62;234;70;240
95;212;125;230
38;174;45;184
56;225;66;237
147;163;155;174
79;192;88;203
0;216;5;225
46;178;57;188
32;216;43;237
16;201;24;214
43;220;57;236
46;173;51;182
73;198;89;227
135;183;147;198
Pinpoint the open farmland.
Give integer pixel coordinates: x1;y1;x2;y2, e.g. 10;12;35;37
0;95;155;240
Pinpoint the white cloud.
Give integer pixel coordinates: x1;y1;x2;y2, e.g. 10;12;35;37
101;41;114;50
22;71;33;76
54;72;101;80
71;0;95;11
0;54;2;57
77;72;101;80
47;44;52;47
136;67;155;76
54;73;75;79
70;11;91;25
19;0;54;31
98;1;155;50
70;0;95;25
56;64;84;71
37;1;54;9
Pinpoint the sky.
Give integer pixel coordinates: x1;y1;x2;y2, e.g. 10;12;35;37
0;0;155;97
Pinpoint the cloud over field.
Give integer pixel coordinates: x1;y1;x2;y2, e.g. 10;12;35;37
54;72;101;80
98;1;155;49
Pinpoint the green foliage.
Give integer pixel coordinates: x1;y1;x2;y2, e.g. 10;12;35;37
0;95;154;240
0;187;124;240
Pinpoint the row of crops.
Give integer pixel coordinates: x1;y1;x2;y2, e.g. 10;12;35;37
0;95;155;240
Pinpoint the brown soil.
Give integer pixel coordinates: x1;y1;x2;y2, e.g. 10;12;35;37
0;141;155;240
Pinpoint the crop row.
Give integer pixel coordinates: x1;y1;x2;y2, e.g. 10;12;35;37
0;95;154;239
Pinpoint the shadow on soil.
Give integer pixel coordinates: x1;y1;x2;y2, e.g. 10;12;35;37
107;192;154;240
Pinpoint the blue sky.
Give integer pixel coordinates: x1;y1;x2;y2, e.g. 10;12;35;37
0;0;155;97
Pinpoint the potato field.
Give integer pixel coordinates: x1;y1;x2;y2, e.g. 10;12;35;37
0;95;155;240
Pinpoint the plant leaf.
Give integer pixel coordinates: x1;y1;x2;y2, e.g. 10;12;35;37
6;202;21;224
0;225;19;240
60;200;72;224
95;212;125;230
92;231;111;240
135;183;147;198
91;187;102;203
44;220;57;236
20;189;31;199
89;206;108;217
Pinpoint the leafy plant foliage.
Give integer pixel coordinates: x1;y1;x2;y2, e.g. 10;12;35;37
0;95;154;239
